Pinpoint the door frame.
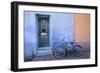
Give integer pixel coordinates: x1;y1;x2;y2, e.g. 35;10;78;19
36;14;50;54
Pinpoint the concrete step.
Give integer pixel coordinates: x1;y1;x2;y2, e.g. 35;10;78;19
38;47;50;50
37;48;52;56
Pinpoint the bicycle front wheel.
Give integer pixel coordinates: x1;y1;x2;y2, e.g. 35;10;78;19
73;45;82;57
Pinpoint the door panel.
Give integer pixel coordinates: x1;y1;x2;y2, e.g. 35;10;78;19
37;15;50;47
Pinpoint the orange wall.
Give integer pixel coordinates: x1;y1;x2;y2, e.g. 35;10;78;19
74;14;90;43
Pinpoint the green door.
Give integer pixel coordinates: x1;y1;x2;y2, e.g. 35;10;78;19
37;14;50;47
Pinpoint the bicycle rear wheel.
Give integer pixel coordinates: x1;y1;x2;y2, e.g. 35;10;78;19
53;46;66;59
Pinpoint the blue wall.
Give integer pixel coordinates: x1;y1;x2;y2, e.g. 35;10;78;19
24;11;74;60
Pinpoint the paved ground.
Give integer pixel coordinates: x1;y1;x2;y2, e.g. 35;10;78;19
24;43;90;62
25;50;90;62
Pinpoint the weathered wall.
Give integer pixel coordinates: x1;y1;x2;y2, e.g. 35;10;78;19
74;14;90;50
24;11;74;60
74;14;90;43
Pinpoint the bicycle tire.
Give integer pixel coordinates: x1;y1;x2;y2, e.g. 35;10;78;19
53;46;66;59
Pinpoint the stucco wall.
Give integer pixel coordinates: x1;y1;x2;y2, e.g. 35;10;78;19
24;11;74;60
74;14;90;50
74;14;90;43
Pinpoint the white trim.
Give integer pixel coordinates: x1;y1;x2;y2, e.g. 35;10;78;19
18;5;96;69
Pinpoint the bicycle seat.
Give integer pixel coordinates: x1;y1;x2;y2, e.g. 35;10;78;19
70;42;74;44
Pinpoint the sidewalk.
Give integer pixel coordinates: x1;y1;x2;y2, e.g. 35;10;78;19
30;50;90;61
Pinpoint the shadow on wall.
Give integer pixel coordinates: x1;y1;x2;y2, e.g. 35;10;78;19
24;42;36;61
77;42;90;51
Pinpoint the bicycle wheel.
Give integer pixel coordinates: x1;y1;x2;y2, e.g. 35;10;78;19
53;46;66;59
72;45;82;57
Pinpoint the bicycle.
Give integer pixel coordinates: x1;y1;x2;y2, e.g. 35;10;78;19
53;37;82;59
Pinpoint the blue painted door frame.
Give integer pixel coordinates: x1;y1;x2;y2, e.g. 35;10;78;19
36;14;51;55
